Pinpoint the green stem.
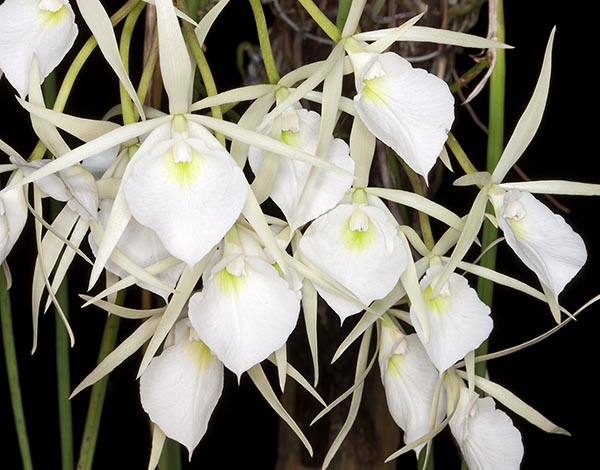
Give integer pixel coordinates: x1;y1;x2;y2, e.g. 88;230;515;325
55;275;74;470
1;269;33;470
446;132;478;175
398;157;435;251
297;0;341;42
76;313;121;470
119;1;146;126
137;27;159;108
475;0;505;377
248;0;280;84
449;57;490;94
336;0;353;31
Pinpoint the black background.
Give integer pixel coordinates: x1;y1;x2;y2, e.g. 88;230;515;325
1;1;598;469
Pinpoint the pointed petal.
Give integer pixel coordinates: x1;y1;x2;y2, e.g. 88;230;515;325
349;51;454;179
495;189;586;297
410;265;493;373
450;388;524;470
189;256;300;378
124;120;248;266
140;321;224;457
299;202;407;321
380;325;445;455
0;0;77;98
492;28;555;183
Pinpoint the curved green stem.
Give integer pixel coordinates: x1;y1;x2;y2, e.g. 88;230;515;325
446;132;478;175
76;312;121;470
297;0;341;42
119;1;147;126
248;0;280;84
29;0;141;161
1;268;33;470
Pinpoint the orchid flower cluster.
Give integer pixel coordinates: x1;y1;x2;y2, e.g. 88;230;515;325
0;0;597;469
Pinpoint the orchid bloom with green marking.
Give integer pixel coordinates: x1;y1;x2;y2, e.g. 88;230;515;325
411;264;493;374
0;0;78;98
490;188;586;299
188;227;301;379
346;43;454;180
139;319;224;458
449;386;524;470
123;116;248;267
298;191;407;322
0;171;28;265
249;104;355;231
379;318;445;456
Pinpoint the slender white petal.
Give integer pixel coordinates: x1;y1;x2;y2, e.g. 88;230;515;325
10;155;98;220
379;323;445;455
140;320;224;458
89;199;185;301
450;387;524;470
0;0;77;98
0;172;28;264
410;265;493;373
124;119;248;267
349;51;454;179
249;108;354;230
299;201;407;321
188;254;301;378
493;189;586;297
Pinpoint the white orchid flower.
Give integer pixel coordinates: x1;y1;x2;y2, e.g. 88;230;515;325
298;191;407;322
346;42;454;180
0;172;28;265
449;386;524;470
411;264;493;374
0;0;78;98
379;318;445;455
10;155;98;220
88;199;185;301
249;105;354;231
140;319;223;458
491;188;586;299
188;227;301;379
123;115;248;267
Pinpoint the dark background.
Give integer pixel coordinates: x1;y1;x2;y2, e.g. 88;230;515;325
1;1;598;469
